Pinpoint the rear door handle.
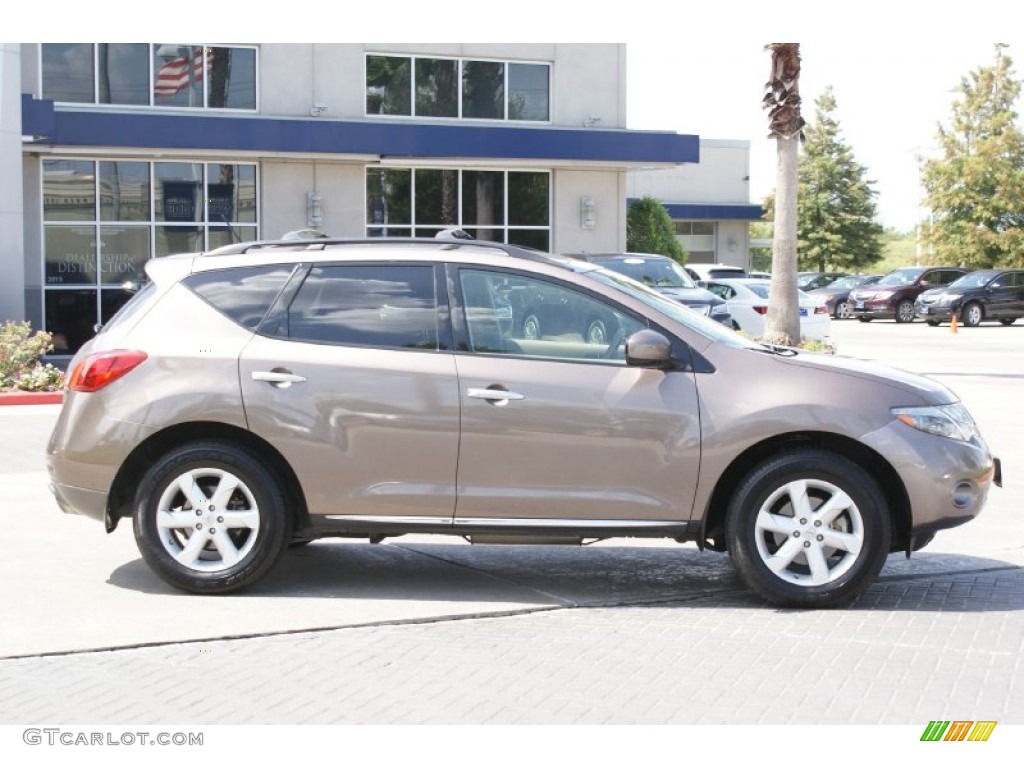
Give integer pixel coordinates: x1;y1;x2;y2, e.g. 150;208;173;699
252;370;307;386
467;387;525;402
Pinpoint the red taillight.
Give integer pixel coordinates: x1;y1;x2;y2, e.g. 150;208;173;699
753;306;768;315
67;350;148;392
814;305;829;315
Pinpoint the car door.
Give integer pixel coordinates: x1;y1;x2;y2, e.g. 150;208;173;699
986;272;1018;318
450;265;702;525
239;262;460;523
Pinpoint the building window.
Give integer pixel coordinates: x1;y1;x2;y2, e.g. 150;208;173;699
42;158;259;353
366;168;550;251
41;43;257;110
366;54;549;122
672;220;717;263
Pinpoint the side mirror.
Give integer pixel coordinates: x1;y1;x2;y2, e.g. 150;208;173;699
625;329;672;368
696;279;708;288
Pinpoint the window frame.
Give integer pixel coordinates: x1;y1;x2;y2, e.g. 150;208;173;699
364;166;551;248
364;52;551;123
40;157;260;352
39;43;259;112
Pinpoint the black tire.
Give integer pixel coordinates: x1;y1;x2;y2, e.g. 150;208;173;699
962;302;984;328
857;317;872;323
133;441;290;594
894;300;915;323
925;319;940;327
725;449;891;608
835;301;851;320
521;313;541;340
1000;318;1017;326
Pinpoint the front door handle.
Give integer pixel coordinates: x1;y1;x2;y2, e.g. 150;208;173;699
467;387;525;403
252;370;307;387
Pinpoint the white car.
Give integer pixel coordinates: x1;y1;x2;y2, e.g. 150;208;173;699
706;278;832;341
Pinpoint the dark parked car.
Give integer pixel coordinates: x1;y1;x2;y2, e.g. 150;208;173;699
798;272;849;292
849;266;970;323
807;274;882;319
575;253;733;327
915;269;1024;327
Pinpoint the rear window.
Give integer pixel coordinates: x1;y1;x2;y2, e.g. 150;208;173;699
96;281;158;335
184;265;295;331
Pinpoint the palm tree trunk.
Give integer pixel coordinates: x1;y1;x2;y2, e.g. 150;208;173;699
764;135;801;344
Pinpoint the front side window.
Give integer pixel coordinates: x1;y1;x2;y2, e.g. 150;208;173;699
366;54;549;122
459;269;644;363
286;265;439;350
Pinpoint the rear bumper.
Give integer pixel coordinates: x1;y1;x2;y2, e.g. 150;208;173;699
49;480;109;526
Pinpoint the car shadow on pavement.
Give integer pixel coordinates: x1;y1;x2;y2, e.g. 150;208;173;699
107;542;1024;613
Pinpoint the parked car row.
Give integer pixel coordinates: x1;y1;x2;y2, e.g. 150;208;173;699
622;262;1024;330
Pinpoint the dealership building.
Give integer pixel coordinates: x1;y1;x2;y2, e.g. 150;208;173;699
0;43;761;354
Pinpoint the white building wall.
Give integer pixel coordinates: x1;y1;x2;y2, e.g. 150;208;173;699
552;169;624;254
628;139;751;203
1;44;25;323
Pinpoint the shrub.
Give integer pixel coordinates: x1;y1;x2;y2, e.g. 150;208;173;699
0;321;64;391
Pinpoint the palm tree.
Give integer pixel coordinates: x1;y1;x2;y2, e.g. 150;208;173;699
762;43;805;345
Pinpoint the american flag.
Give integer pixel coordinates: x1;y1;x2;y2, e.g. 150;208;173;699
154;47;212;99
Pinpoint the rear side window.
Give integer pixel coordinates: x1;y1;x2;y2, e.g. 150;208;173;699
286;264;439;350
97;280;158;335
184;266;295;331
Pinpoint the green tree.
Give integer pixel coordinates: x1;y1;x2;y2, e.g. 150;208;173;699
797;87;884;272
626;197;686;262
921;45;1024;268
761;42;804;346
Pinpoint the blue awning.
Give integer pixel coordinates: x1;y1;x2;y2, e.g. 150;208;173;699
23;95;699;166
629;198;765;221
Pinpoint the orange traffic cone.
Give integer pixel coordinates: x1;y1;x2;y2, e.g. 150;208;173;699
950;312;959;334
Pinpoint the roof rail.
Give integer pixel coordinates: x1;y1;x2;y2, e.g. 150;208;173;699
204;237;562;265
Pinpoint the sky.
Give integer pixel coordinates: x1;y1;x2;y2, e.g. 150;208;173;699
24;0;1024;234
626;36;1022;232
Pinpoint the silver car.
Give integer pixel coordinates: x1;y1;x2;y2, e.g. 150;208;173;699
47;238;1001;607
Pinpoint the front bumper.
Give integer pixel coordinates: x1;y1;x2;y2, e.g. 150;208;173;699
851;298;896;318
915;303;956;321
864;420;999;545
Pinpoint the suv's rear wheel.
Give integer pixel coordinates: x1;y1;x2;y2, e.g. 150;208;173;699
133;442;289;594
725;449;891;608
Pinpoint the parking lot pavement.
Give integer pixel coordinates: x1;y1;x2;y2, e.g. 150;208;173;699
1;319;1021;726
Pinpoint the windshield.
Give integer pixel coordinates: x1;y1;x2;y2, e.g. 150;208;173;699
878;268;924;286
947;271;996;289
826;276;862;290
585;268;759;349
597;258;696;288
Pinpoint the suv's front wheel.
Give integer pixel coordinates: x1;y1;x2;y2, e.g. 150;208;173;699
133;442;290;594
725;449;891;608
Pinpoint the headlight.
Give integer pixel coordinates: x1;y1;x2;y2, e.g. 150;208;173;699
939;293;962;305
710;304;729;315
873;289;893;298
892;404;980;442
